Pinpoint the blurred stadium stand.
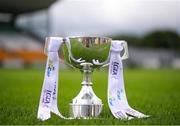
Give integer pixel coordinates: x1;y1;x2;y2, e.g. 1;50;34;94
0;29;46;68
0;0;57;68
127;47;180;69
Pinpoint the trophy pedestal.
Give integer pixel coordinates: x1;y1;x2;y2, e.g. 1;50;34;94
70;104;102;119
69;63;103;119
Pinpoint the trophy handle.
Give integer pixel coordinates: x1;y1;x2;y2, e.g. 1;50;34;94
120;41;129;60
44;37;50;55
44;37;64;55
93;40;129;67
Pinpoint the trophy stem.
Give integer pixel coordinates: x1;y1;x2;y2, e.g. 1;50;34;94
81;63;93;86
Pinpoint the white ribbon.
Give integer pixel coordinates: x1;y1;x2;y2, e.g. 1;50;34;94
108;40;149;120
37;38;149;121
37;37;73;120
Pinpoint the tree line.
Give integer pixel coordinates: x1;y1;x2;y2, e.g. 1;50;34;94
111;30;180;50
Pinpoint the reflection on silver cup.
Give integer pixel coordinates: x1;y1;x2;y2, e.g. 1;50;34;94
63;37;112;69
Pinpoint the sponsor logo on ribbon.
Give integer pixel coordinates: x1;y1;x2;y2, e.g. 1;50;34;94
52;84;56;100
43;89;52;104
117;90;121;100
112;62;119;75
117;89;123;100
109;91;116;106
47;60;55;77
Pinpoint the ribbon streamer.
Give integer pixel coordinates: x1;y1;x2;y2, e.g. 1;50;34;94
37;37;72;120
108;40;149;120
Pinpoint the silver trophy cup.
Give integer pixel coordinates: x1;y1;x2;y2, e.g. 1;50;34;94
60;36;128;119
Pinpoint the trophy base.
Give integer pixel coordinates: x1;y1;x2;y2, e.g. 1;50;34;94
69;62;103;119
69;104;103;119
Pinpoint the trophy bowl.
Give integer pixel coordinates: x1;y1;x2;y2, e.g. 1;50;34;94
63;36;112;70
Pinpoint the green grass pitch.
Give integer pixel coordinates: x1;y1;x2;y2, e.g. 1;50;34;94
0;68;180;125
